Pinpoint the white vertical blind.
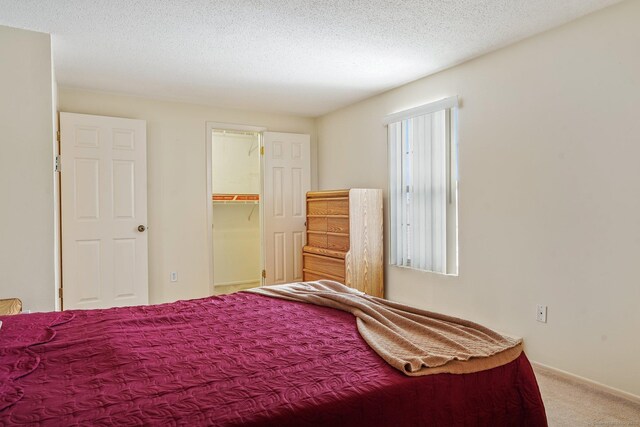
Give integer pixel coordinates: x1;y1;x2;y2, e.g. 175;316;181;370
388;104;453;274
388;121;403;266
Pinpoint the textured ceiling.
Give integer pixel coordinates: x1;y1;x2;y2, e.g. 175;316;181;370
0;0;621;116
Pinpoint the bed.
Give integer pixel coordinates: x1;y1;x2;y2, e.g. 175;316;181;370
0;284;547;426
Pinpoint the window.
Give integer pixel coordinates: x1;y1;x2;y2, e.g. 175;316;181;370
386;97;458;275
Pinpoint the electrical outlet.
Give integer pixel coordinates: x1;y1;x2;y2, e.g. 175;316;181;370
536;305;547;323
170;272;178;282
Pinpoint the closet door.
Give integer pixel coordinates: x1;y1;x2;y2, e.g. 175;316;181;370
263;132;310;285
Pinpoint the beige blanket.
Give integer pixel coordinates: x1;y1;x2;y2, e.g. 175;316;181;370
0;298;22;316
247;281;522;376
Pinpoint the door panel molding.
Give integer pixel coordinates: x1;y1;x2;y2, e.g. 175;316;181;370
60;112;148;310
263;132;311;285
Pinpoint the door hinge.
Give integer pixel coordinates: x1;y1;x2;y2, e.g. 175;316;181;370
58;288;63;299
56;130;60;143
261;269;266;279
55;155;61;172
260;146;264;156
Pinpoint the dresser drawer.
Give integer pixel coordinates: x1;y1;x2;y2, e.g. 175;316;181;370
326;198;349;215
307;198;349;216
303;254;345;279
327;217;349;233
307;200;327;216
327;234;349;251
308;217;327;232
303;270;345;283
307;232;327;248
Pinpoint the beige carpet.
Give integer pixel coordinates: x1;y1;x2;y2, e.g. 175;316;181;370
213;281;260;295
534;365;640;426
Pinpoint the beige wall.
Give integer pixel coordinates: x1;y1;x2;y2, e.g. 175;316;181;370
212;205;261;286
0;26;55;312
317;1;640;397
52;52;60;312
58;88;316;305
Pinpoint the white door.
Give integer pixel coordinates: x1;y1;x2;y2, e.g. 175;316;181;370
263;132;310;285
60;112;148;309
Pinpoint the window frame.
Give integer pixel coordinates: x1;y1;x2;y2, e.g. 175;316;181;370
385;97;459;276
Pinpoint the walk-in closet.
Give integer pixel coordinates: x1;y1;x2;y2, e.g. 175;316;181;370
211;129;261;294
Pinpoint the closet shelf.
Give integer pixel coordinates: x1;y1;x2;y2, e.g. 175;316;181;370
212;193;259;205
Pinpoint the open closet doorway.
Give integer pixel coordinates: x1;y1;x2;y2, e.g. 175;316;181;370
209;127;263;295
206;122;311;295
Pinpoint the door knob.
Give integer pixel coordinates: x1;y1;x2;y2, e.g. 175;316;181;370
138;225;146;232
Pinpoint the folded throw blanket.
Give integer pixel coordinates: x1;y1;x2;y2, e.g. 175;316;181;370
247;281;522;376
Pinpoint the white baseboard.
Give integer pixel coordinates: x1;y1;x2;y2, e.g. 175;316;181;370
530;361;640;405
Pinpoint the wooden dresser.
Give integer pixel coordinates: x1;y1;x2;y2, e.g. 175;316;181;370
302;189;384;297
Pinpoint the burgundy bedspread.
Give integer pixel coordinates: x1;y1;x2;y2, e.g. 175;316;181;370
0;292;547;426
